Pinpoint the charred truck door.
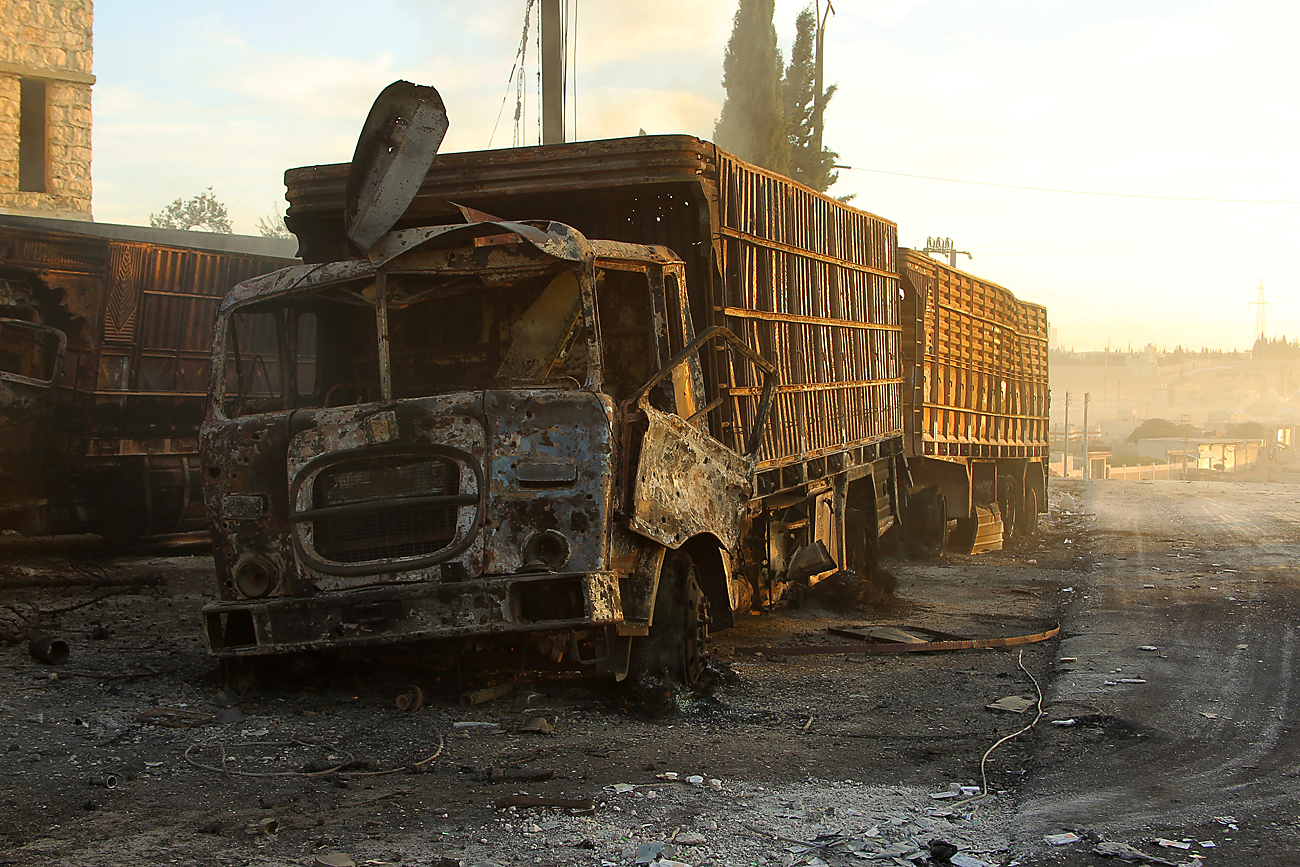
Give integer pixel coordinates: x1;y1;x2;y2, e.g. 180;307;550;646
200;222;773;686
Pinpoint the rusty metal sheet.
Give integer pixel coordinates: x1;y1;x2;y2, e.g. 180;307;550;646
740;622;1060;657
627;405;753;551
344;81;449;253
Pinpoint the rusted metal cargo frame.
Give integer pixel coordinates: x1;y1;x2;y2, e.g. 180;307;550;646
898;248;1049;549
284;135;906;505
0;216;294;539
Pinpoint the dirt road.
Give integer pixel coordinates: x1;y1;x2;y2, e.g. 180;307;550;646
0;479;1295;866
1011;480;1300;864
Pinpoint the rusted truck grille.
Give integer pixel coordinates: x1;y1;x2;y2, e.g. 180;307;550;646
313;457;458;561
293;449;481;573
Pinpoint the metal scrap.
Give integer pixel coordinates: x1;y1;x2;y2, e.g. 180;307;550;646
741;623;1060;656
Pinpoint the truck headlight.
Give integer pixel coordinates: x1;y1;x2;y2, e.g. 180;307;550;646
520;530;570;573
233;557;278;599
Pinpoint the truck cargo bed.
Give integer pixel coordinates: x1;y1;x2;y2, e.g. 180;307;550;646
284;136;904;485
898;249;1048;459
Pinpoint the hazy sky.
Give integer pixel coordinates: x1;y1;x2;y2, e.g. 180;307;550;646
91;1;1300;352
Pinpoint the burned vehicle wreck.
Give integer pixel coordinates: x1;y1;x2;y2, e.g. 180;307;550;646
200;218;774;685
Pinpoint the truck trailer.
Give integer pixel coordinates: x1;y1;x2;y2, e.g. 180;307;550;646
0;215;295;541
897;249;1049;554
199;97;907;686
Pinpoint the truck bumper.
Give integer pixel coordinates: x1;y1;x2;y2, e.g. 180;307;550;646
202;570;622;656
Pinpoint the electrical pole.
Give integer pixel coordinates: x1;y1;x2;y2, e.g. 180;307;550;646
1249;279;1268;345
541;0;563;145
1063;391;1070;477
812;1;835;165
1082;393;1090;480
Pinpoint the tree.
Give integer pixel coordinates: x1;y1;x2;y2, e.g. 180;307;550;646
714;0;789;174
149;188;232;233
257;211;292;239
781;6;840;192
1127;418;1201;443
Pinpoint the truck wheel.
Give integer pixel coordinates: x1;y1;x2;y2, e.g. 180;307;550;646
1018;486;1040;537
997;476;1022;544
630;552;711;688
906;488;947;558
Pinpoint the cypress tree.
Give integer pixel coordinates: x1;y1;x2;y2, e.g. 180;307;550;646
781;6;840;192
714;0;789;174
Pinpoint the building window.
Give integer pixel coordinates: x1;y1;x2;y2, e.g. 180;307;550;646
19;78;47;193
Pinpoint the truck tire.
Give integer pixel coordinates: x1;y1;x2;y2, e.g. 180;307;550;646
630;551;711;688
906;487;947;558
1018;485;1040;537
997;476;1022;544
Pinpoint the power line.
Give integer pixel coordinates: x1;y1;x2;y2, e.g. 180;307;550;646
980;199;1300;249
977;219;1300;256
834;164;1300;204
969;258;1190;347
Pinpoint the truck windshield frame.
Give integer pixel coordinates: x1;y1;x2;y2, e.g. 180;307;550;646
212;256;596;419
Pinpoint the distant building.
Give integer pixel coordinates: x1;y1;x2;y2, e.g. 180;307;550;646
0;0;93;220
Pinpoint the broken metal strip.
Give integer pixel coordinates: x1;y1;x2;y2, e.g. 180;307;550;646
720;306;903;333
726;377;903;397
290;493;479;522
740;623;1059;656
717;226;897;280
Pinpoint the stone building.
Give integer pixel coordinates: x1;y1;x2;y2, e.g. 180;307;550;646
0;0;93;220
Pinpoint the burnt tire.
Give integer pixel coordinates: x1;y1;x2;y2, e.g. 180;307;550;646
906;487;948;558
1018;485;1040;537
997;475;1022;545
630;552;711;689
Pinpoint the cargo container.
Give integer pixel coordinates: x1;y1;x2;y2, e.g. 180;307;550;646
0;215;295;540
897;248;1049;553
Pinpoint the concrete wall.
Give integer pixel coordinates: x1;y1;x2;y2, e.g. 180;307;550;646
0;0;93;220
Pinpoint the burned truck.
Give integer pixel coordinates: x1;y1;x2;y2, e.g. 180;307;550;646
199;83;906;685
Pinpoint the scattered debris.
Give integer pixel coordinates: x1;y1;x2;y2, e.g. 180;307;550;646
1050;719;1076;726
27;635;69;664
394;685;424;712
461;683;513;707
949;855;993;867
136;708;215;728
1044;832;1081;845
314;853;356;867
1092;841;1181;865
518;716;554;735
740;623;1059;657
986;696;1036;714
1152;838;1191;849
493;795;594;811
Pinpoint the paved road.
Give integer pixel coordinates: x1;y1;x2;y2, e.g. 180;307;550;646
1012;480;1300;864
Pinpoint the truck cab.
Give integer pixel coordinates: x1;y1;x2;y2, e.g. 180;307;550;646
200;219;772;685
